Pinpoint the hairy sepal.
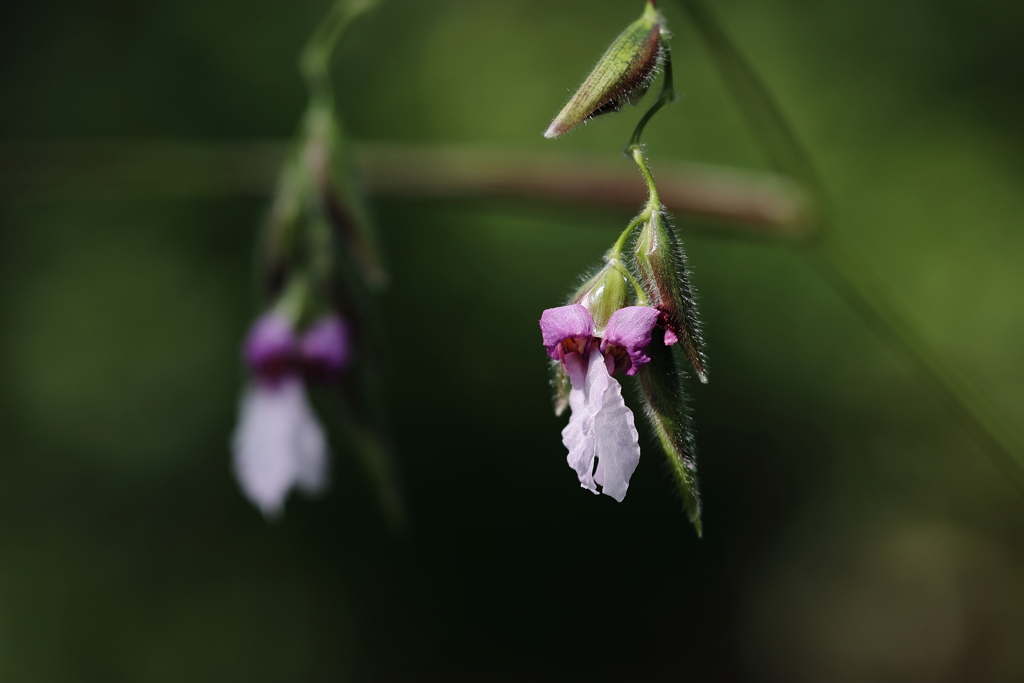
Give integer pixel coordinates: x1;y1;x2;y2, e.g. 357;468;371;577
634;210;708;383
637;328;702;534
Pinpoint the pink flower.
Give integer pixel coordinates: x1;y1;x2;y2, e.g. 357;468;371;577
539;304;660;501
232;310;351;517
232;377;329;518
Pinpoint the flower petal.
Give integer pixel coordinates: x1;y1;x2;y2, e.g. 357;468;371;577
561;351;597;493
231;378;329;517
244;310;297;382
540;304;594;359
603;305;661;375
560;347;642;501
300;314;351;379
591;363;641;502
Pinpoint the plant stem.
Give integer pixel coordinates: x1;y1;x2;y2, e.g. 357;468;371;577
300;0;381;107
628;144;662;208
0;140;812;236
628;44;676;148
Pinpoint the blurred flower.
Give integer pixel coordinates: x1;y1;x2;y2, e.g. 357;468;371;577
243;310;296;385
540;304;660;501
232;310;351;517
299;315;350;381
232;377;328;518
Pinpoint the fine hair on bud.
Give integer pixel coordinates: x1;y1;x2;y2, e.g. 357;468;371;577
636;327;702;534
632;209;708;383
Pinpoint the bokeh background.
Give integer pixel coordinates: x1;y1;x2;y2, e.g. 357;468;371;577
2;0;1024;680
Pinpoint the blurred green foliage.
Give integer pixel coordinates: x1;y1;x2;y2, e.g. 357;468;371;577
1;0;1024;680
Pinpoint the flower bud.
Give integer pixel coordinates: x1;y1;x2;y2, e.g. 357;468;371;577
544;1;664;139
572;261;630;331
633;210;708;383
637;329;702;535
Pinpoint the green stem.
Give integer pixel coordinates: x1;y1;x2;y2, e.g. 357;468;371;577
300;0;381;106
606;144;660;259
629;44;676;148
609;212;648;258
628;144;661;208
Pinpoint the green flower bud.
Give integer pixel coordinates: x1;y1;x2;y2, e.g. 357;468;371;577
637;328;702;535
572;260;631;331
544;1;664;139
633;209;708;383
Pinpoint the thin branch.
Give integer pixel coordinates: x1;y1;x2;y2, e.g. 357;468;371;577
0;140;812;238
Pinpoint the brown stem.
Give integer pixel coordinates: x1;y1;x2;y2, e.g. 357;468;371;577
0;139;811;238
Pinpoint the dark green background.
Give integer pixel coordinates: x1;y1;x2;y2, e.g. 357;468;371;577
2;0;1023;680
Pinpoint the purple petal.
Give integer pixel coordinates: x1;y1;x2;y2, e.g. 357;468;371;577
540;304;594;360
300;315;351;380
602;306;661;375
244;310;297;383
231;378;329;518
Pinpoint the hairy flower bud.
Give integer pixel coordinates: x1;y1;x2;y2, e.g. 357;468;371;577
572;261;630;331
633;210;708;383
637;329;702;534
544;1;664;139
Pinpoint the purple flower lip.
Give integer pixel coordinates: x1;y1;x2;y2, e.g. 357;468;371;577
540;304;660;376
244;310;352;385
601;306;660;376
299;315;351;381
244;311;298;384
540;304;594;361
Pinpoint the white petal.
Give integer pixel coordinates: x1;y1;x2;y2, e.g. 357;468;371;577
591;364;641;502
560;348;641;502
231;378;329;517
561;352;596;492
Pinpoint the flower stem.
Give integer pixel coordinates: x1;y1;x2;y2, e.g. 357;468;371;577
628;43;676;148
300;0;381;107
607;144;664;262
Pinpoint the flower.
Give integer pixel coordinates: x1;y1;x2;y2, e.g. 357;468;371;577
539;304;660;501
232;310;351;518
232;377;329;518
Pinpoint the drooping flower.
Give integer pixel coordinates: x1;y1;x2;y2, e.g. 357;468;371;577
232;310;351;518
540;304;660;501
